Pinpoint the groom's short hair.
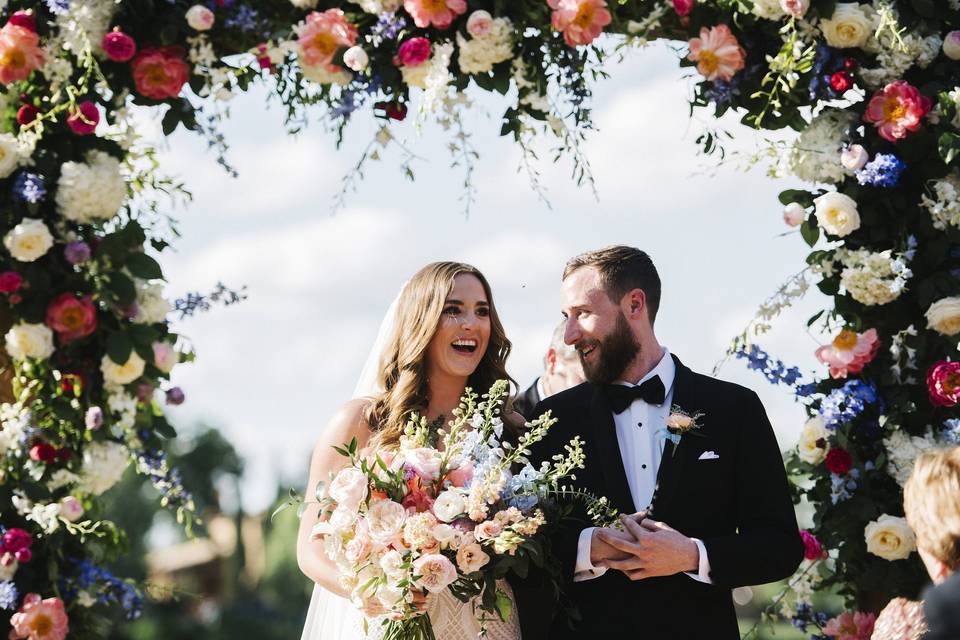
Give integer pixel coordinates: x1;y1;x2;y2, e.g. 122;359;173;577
563;245;661;323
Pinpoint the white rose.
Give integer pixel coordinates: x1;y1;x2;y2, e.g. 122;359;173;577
797;417;830;465
820;4;874;49
100;351;146;385
5;323;54;361
926;297;960;336
783;203;806;227
841;144;869;171
328;467;369;512
343;46;368;72
431;523;460;548
943;32;960;61
4;218;54;262
814;192;861;237
379;549;406;581
0;133;21;178
432;490;465;523
864;514;916;561
366;499;407;543
80;441;130;495
411;553;457;593
752;0;786;20
185;5;214;30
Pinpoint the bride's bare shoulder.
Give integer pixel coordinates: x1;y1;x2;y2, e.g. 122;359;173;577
314;399;375;453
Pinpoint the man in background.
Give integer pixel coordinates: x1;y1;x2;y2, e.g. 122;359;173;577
514;321;585;419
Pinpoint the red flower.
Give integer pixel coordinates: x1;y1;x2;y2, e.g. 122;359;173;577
396;37;431;67
800;530;826;560
130;46;190;100
66;100;99;135
928;360;960;407
16;104;38;125
102;29;136;63
830;71;852;93
0;271;21;293
8;10;36;33
825;447;853;475
29;443;57;463
45;293;98;343
673;0;694;16
2;528;31;553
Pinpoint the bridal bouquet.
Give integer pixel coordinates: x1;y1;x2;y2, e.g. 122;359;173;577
311;380;585;639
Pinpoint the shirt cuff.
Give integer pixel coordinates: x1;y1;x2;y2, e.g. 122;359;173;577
574;527;608;582
684;538;712;584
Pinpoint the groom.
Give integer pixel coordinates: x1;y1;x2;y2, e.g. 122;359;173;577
517;246;803;639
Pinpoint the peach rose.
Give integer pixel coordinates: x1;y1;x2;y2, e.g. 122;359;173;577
456;542;490;574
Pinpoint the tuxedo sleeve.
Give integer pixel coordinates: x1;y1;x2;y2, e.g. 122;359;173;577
923;578;960;640
700;391;803;587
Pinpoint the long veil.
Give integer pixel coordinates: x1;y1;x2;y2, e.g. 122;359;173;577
299;286;404;640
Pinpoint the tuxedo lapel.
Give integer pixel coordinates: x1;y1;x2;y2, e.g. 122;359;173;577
588;386;635;514
650;354;695;519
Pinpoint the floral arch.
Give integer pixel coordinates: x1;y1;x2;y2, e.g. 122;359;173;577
0;0;957;636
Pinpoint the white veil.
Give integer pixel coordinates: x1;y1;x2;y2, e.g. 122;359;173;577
299;284;405;640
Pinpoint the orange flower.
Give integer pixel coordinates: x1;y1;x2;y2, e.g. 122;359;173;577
0;23;44;84
547;0;612;47
687;24;745;82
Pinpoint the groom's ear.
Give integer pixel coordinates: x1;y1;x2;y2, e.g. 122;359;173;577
622;288;647;321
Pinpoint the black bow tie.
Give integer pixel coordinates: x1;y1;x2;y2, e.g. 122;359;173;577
605;376;666;414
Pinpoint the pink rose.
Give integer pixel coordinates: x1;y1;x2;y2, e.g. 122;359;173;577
944;31;960;60
344;522;373;563
783;203;806;227
928;360;960;408
780;0;809;18
466;10;493;37
823;611;875;640
397;37;431;67
102;30;136;62
456;542;490;573
673;0;694;17
411;553;457;593
152;341;178;373
473;520;503;541
131;46;190;100
0;271;22;293
59;496;85;523
328;466;369;512
548;0;612;47
0;23;44;84
800;529;825;560
445;459;474;488
45;293;97;344
841;144;869;171
864;80;931;142
10;594;69;640
67;101;100;135
186;5;215;31
405;447;442;480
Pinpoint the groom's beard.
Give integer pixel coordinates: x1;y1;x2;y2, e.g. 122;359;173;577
579;312;640;386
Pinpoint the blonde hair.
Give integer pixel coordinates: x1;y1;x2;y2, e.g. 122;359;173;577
904;447;960;569
364;262;514;450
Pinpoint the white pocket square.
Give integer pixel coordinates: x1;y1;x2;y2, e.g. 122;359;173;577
698;451;719;461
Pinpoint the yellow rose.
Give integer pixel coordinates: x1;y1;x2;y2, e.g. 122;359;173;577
864;514;916;561
820;3;874;49
798;417;830;465
100;352;146;385
926;296;960;336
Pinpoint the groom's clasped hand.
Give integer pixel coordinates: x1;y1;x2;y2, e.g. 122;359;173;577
592;512;701;581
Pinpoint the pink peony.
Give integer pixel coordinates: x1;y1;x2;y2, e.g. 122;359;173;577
403;0;467;30
0;271;22;293
66;101;100;135
815;328;880;379
102;30;136;62
131;46;190;100
687;24;745;82
547;0;612;48
344;521;373;563
0;23;45;84
673;0;694;17
328;466;368;513
800;530;826;560
445;459;474;487
928;360;960;408
405;447;442;480
45;293;97;344
9;593;69;640
366;499;407;543
296;9;358;69
823;610;876;640
396;37;432;67
411;553;458;593
864;80;931;142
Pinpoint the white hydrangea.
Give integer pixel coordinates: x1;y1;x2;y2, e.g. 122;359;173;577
836;248;913;306
47;468;81;492
921;172;960;231
289;0;319;7
56;150;128;224
134;281;171;325
41;37;75;96
417;42;454;117
0;404;28;457
787;110;856;184
456;18;514;75
56;0;118;57
860;32;942;89
752;0;786;20
0;133;20;178
80;441;130;495
884;427;937;487
107;387;138;430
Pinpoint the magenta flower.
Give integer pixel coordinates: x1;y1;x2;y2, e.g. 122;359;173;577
864;80;931;142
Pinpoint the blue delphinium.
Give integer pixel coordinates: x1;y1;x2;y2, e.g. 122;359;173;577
0;581;18;611
73;560;144;620
943;419;960;444
45;0;70;14
734;344;804;388
225;4;258;31
371;12;407;46
820;380;878;430
830;468;859;504
12;172;46;204
856;153;906;187
705;77;741;107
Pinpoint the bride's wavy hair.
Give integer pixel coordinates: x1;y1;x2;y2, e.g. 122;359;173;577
365;262;514;450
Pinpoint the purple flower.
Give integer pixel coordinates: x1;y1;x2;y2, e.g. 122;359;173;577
12;172;46;204
85;406;103;430
165;387;185;406
855;153;906;187
64;241;91;265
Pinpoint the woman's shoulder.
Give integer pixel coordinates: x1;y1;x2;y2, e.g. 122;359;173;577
316;399;376;449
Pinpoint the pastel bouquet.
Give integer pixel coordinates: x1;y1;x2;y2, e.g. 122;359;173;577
310;380;586;639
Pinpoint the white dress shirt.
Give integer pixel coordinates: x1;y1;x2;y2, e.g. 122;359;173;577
574;347;712;584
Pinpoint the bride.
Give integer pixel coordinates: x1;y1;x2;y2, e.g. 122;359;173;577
296;262;524;640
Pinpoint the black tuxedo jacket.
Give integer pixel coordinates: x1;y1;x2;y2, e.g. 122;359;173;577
512;379;542;421
513;354;803;639
923;572;960;640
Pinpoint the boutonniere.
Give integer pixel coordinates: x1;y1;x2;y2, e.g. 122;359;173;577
664;406;706;445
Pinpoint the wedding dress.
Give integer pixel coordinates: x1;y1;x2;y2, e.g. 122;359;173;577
299;286;521;640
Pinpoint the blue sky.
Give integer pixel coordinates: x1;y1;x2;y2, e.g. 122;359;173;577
144;41;830;513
